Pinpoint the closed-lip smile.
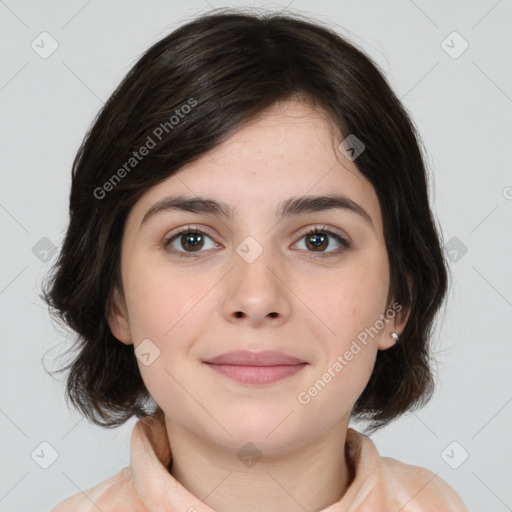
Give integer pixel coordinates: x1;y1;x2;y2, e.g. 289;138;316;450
203;350;307;385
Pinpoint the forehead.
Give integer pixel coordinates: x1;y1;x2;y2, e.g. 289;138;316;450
127;99;382;230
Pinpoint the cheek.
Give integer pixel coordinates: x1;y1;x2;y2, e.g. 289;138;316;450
296;259;388;401
123;265;212;420
305;259;390;343
123;257;210;342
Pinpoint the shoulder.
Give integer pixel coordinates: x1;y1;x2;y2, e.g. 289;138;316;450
49;466;145;512
346;429;468;511
380;455;468;511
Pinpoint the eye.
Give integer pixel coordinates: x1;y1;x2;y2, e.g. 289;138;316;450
163;224;350;259
293;226;350;256
163;225;220;258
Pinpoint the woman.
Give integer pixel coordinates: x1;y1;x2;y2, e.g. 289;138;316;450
44;10;467;511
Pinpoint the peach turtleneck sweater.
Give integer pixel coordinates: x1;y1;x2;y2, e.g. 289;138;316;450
50;412;468;511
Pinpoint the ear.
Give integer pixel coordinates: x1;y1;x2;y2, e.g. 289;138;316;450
378;276;413;351
377;302;410;350
107;286;132;345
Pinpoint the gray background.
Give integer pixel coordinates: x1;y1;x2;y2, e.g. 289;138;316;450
1;1;511;510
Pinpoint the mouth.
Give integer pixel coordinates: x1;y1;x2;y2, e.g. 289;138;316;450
202;350;308;385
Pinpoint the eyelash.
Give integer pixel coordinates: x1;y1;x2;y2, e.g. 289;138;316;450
163;225;350;259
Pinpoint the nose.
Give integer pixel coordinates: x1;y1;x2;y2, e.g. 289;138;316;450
221;240;291;328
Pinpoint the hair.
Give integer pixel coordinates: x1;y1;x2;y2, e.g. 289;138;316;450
41;9;449;432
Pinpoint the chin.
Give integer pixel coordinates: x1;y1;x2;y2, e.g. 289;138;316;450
216;411;316;454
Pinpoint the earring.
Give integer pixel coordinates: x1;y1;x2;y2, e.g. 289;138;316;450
390;332;400;343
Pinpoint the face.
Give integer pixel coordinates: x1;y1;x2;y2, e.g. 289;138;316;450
108;99;407;453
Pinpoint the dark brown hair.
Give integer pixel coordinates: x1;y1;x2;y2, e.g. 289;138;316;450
41;9;449;431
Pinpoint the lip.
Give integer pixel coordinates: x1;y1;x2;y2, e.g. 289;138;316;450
204;350;305;366
203;350;307;385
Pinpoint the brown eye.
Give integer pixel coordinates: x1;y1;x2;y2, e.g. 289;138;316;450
305;232;329;251
178;232;205;252
295;227;350;255
164;227;218;258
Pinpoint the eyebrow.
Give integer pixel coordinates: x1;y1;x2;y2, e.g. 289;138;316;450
140;194;374;231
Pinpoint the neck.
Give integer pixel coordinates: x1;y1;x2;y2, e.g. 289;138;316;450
165;416;353;512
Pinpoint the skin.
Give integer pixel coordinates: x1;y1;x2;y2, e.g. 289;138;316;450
108;98;409;512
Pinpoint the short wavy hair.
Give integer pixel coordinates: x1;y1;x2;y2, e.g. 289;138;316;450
42;10;449;431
